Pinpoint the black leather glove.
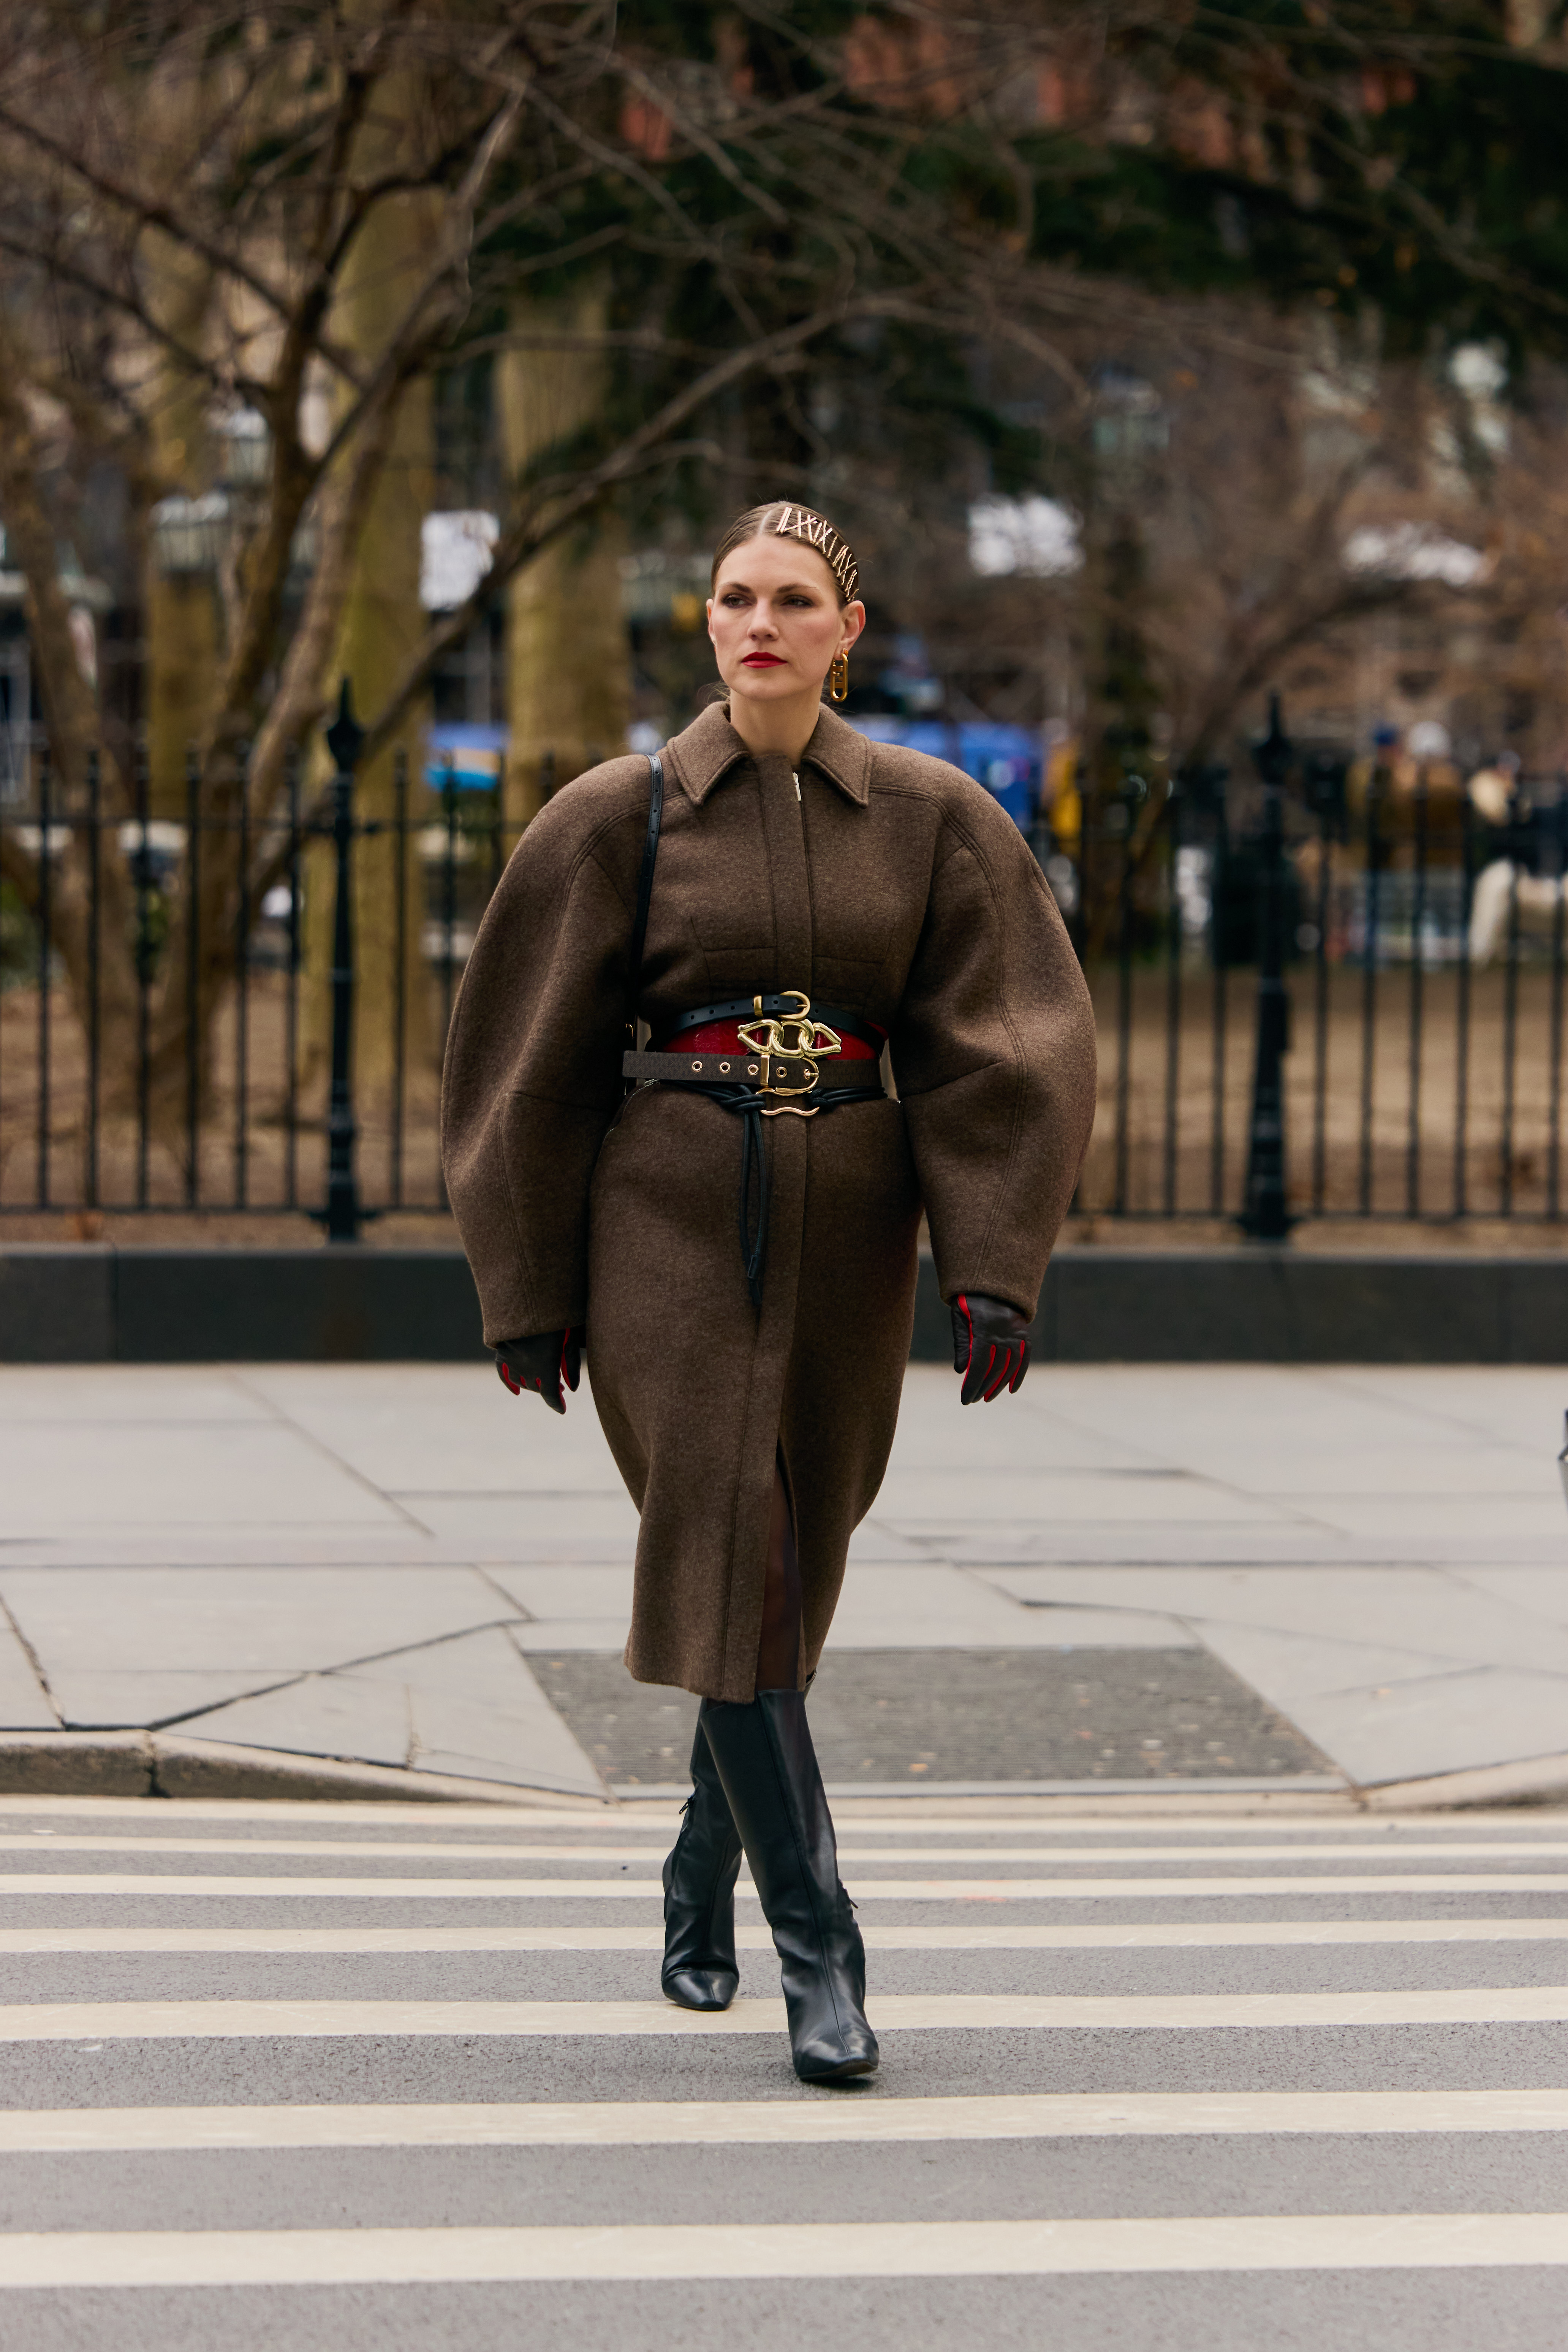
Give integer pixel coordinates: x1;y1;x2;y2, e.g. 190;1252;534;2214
951;1292;1030;1405
494;1329;582;1415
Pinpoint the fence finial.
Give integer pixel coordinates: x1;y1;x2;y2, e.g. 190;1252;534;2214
325;676;365;776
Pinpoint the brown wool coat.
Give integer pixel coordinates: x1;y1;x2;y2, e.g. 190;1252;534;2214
440;701;1097;1702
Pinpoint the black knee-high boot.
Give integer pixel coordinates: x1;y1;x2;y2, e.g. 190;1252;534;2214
697;1688;877;2082
661;1716;744;2010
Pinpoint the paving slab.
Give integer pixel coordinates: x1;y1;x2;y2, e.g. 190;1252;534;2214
1328;1365;1568;1446
880;1396;1157;1476
811;1570;1187;1651
1451;1567;1568;1630
487;1568;637;1623
1191;1449;1555;1499
0;1361;1563;1798
394;1495;641;1553
845;1527;950;1562
512;1620;638;1656
1017;1366;1561;1492
874;1470;1294;1526
168;1671;416;1773
0;1566;521;1729
0;1623;57;1730
0;1424;405;1533
0;1366;264;1423
1283;1665;1568;1786
973;1566;1568;1677
238;1366;628;1496
922;1524;1568;1566
1171;1626;1481;1703
1294;1496;1568;1542
177;1629;603;1799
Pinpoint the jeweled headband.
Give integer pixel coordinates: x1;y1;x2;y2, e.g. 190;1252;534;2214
767;505;859;602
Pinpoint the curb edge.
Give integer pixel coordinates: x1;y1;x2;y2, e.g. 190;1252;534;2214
1358;1750;1568;1812
0;1732;612;1809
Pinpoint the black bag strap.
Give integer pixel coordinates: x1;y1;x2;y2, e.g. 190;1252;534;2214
625;750;664;1045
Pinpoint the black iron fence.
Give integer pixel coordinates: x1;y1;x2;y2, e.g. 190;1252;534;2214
2;694;1566;1232
0;695;534;1230
1056;714;1568;1225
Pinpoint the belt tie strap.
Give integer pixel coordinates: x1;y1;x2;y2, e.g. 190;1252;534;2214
622;991;887;1314
738;1101;770;1313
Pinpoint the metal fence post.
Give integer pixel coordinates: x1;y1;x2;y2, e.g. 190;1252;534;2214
321;679;366;1244
1239;694;1296;1241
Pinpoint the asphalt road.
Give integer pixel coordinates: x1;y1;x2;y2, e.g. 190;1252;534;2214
0;1793;1565;2348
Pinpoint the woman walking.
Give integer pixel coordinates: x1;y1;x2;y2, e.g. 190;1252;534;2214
441;502;1096;2081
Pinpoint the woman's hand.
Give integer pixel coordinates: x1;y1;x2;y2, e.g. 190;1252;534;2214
494;1330;583;1414
951;1294;1030;1405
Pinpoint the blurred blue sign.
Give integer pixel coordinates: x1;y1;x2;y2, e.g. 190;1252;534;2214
426;723;506;791
843;717;1041;830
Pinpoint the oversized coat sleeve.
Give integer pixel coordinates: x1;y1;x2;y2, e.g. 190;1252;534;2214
890;780;1097;1320
439;771;644;1347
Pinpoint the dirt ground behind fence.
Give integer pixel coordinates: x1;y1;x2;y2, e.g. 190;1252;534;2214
1083;962;1568;1224
0;973;444;1216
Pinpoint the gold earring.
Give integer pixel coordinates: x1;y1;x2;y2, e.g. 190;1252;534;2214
829;649;850;703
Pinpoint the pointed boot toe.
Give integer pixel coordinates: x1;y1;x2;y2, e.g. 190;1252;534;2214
792;2024;879;2083
786;1885;878;2079
661;1964;740;2012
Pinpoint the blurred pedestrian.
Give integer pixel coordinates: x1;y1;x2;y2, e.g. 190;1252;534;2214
441;500;1096;2081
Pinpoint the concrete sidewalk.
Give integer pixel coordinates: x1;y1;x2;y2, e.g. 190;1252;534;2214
0;1362;1565;1806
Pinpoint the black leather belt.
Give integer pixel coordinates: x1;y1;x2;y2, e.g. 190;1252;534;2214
622;1052;880;1095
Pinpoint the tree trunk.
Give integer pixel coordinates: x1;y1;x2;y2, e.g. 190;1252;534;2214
141;236;220;820
301;123;441;1110
497;288;631;834
1079;509;1160;961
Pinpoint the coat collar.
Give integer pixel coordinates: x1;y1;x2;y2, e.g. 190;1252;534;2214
662;699;873;808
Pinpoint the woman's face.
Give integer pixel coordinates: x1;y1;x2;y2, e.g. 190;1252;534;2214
707;534;864;709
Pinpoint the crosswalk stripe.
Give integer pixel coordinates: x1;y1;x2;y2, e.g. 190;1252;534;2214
2;1916;1563;1955
8;1802;1559;1837
6;1871;1567;1899
0;1802;642;1829
732;1814;1566;1838
2;1988;1563;2041
1;2212;1565;2286
8;1835;1566;1863
5;2086;1568;2154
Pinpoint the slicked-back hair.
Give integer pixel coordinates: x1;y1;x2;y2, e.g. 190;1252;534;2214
709;502;859;606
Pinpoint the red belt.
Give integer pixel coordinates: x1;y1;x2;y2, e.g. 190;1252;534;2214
663;1017;882;1062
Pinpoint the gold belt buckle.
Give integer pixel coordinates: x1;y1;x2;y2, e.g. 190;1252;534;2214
757;1057;816;1114
737;992;842;1115
737;993;841;1078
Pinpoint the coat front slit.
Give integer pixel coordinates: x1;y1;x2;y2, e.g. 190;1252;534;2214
441;701;1097;1703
